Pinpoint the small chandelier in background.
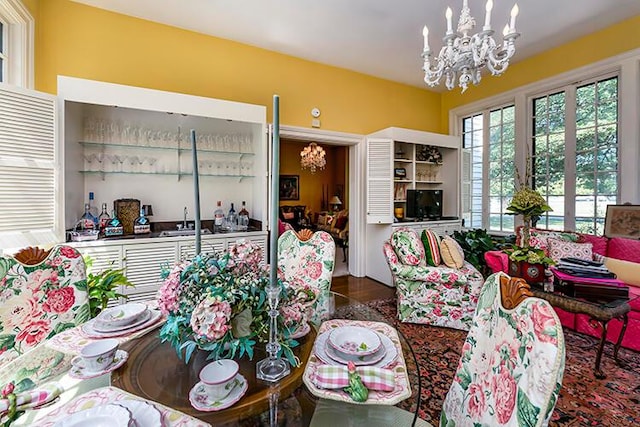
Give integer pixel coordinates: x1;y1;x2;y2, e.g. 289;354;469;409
422;0;520;93
300;142;326;173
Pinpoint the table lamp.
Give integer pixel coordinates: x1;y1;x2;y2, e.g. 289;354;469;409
329;195;342;213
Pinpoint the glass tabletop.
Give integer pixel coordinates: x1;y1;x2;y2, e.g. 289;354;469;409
112;291;421;426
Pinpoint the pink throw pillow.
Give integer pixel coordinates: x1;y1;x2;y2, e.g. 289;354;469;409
608;237;640;263
578;233;609;256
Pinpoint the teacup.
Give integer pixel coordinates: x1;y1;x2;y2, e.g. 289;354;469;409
199;359;239;400
77;338;119;372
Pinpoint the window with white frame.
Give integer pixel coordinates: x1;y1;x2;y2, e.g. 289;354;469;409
531;74;619;234
461;104;515;232
0;0;34;87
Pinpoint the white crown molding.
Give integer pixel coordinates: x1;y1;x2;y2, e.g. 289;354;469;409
280;125;363;146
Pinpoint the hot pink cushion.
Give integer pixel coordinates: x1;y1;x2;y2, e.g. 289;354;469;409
608;237;640;263
578;233;609;257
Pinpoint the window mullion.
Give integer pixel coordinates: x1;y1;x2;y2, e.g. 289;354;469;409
481;110;490;229
565;86;577;231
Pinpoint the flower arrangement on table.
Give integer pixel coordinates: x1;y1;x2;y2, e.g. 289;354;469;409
157;240;313;367
504;162;554;267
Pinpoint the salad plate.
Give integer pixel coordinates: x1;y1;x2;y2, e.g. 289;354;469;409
189;373;248;412
324;338;386;366
93;309;151;332
290;322;311;339
95;303;148;328
53;403;131;427
70;349;128;379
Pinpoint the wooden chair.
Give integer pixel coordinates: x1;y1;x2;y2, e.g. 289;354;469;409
440;272;565;427
0;245;91;368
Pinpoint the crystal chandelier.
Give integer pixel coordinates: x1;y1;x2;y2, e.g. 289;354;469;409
422;0;520;93
300;142;326;173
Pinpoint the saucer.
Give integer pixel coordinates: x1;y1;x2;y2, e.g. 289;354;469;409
82;309;162;338
69;349;129;379
314;330;398;368
189;373;248;412
290;322;311;339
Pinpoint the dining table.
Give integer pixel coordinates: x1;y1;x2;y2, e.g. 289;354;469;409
1;292;422;427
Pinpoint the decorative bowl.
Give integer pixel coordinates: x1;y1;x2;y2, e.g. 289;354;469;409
327;325;382;357
96;303;148;328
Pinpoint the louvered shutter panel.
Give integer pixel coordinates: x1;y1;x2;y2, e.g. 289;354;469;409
122;243;176;301
461;148;472;218
0;83;58;251
366;138;393;224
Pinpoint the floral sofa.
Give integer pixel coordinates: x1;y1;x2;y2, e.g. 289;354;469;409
0;246;90;368
486;226;640;352
382;227;484;331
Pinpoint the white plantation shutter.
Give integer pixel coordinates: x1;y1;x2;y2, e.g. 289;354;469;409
0;83;58;251
366;138;393;224
461;148;472;220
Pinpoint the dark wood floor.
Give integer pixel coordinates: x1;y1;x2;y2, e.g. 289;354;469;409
330;275;395;302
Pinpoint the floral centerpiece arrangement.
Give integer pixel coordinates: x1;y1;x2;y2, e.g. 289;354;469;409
505;161;554;267
157;240;313;366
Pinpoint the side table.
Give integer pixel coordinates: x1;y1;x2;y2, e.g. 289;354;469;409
530;287;631;379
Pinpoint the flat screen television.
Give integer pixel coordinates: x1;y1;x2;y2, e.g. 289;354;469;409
406;189;443;220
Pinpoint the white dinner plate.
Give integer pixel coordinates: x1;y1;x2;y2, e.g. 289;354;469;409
82;309;162;338
93;309;151;332
314;330;398;368
53;403;131;427
324;339;386;366
96;303;148;328
115;400;162;427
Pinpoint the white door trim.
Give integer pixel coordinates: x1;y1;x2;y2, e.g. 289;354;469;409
280;125;366;277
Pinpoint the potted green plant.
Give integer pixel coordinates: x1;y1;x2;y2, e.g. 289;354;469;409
84;256;134;318
451;228;499;278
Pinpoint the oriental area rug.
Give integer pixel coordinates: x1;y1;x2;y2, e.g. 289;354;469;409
365;298;640;427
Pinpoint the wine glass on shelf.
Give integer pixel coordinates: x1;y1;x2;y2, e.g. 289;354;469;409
94;152;105;172
113;154;126;172
83;153;96;172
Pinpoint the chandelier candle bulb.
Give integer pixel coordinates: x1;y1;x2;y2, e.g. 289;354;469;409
510;4;519;32
446;7;453;33
503;24;510;37
484;0;493;29
423;26;429;52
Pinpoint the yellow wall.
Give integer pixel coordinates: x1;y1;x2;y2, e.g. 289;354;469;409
29;0;441;135
280;140;347;215
441;14;640;130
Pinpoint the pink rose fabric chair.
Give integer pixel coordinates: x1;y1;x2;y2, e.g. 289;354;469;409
441;272;565;427
277;230;335;324
383;227;484;330
0;245;90;367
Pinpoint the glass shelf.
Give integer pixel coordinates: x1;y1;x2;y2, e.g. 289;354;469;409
394;158;412;163
393;179;412;183
415;181;443;184
79;141;255;155
79;171;255;178
415;160;443;165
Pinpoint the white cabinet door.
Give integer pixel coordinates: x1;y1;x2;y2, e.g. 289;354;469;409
78;245;124;274
178;237;226;261
123;242;177;302
366;138;393;224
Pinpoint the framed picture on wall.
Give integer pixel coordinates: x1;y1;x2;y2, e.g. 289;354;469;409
279;175;300;200
604;204;640;239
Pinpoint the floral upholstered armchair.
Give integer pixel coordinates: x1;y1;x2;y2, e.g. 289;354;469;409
441;272;565;427
277;229;335;324
0;246;90;368
383;227;484;330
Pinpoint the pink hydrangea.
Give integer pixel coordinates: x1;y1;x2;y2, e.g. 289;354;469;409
190;295;232;341
157;265;184;315
280;302;304;328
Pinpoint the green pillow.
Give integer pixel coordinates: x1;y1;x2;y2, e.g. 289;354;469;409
421;229;442;266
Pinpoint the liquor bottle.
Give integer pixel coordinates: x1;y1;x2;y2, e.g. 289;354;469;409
213;201;225;233
133;207;151;234
98;203;111;232
104;210;124;237
227;202;237;231
79;203;97;230
238;201;249;231
88;192;99;224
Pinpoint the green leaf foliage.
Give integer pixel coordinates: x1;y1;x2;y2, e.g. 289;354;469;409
84;255;134;318
452;229;499;278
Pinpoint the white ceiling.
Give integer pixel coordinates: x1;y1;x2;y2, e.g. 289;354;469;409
72;0;640;89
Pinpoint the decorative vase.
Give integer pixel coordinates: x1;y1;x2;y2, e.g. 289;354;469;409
508;259;544;284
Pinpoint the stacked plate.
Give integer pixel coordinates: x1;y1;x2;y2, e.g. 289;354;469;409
314;325;398;368
82;303;162;338
53;400;161;427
